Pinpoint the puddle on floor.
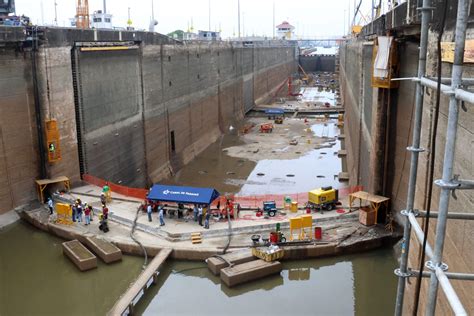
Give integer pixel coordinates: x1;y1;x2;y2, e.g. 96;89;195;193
164;119;345;196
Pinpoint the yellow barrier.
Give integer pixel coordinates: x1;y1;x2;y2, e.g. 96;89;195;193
55;203;73;225
290;202;298;213
301;215;313;239
289;217;302;241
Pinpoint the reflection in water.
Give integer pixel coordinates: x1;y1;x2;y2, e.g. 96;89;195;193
0;222;143;316
239;121;344;195
135;249;397;316
299;88;336;105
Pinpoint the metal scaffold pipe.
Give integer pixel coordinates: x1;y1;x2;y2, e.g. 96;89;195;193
393;0;432;314
425;0;471;314
435;268;468;315
407;213;434;259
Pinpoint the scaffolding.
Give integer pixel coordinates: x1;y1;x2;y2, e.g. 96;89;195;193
393;0;474;315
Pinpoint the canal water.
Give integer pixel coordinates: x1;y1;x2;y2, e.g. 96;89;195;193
134;249;398;315
0;221;143;316
1;220;398;316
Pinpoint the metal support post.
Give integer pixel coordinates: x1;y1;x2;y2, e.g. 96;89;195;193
418;210;474;220
409;269;474;281
394;0;431;314
425;0;470;314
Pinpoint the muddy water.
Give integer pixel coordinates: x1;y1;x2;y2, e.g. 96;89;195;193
0;221;143;316
1;220;397;315
163;119;345;196
161;133;256;194
134;249;398;315
240;120;344;195
299;88;336;105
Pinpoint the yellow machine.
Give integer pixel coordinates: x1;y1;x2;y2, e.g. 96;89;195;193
308;186;339;213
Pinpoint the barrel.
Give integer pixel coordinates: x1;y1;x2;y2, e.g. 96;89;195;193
290;201;298;213
270;232;279;243
314;227;322;240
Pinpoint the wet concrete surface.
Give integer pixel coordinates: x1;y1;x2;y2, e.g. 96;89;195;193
161;133;256;194
162;117;345;196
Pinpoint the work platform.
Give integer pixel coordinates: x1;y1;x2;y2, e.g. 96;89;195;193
251;106;344;116
108;248;172;316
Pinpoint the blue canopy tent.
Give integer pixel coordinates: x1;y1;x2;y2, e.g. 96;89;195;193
147;184;220;205
264;108;285;115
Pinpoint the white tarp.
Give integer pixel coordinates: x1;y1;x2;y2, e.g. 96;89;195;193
373;36;393;78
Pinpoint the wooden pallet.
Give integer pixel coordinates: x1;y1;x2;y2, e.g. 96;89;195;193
191;232;202;244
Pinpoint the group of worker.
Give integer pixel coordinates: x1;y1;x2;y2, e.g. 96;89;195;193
146;202;165;226
144;201;213;229
46;192;110;233
193;204;212;229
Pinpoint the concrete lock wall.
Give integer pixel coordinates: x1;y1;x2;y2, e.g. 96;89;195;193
0;47;39;212
0;26;297;214
299;55;336;72
340;6;474;312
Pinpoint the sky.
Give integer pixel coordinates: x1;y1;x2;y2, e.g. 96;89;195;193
14;0;373;38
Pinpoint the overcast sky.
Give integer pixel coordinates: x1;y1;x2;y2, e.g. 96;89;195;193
15;0;373;38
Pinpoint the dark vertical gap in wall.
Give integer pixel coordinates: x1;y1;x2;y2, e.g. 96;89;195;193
160;45;170;166
70;46;86;178
170;131;176;152
187;47;192;147
217;46;223;132
31;34;47;180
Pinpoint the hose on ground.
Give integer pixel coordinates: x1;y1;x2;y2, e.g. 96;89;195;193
206;206;234;268
131;205;148;270
222;206;233;254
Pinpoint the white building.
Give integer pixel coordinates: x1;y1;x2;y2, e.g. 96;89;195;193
91;10;112;29
184;32;198;40
198;30;221;41
276;21;295;40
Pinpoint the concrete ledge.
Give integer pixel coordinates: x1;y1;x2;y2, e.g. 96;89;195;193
62;240;97;271
84;236;122;264
220;259;282;287
0;210;20;229
207;249;255;275
18;209;401;263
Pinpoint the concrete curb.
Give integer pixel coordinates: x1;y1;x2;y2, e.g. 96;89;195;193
18;208;401;262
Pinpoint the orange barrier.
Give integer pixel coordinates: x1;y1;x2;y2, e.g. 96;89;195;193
82;174;148;200
82;174;362;208
216;186;364;208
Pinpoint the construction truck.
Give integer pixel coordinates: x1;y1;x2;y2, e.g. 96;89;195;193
307;186;339;213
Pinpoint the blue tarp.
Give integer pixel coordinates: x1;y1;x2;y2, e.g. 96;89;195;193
264;108;285;115
147;184;220;205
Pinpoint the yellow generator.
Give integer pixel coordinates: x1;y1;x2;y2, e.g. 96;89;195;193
308;186;339;213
